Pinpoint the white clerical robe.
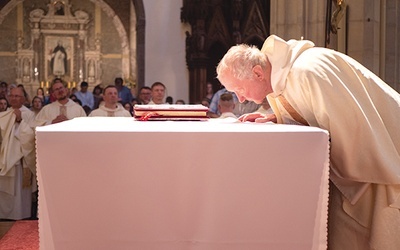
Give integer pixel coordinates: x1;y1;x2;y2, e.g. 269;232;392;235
89;103;131;117
35;99;86;125
0;106;36;220
263;35;400;250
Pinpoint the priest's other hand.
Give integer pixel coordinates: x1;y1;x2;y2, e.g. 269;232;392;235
238;113;276;123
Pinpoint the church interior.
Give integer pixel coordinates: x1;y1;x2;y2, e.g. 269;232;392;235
1;0;400;247
0;0;398;104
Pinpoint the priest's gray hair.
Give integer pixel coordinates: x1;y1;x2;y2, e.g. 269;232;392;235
216;44;267;81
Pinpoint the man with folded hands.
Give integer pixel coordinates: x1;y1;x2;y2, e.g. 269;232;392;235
0;85;36;220
35;78;86;125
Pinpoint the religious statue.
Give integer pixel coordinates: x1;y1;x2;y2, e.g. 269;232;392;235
54;1;65;15
331;0;347;34
50;40;67;76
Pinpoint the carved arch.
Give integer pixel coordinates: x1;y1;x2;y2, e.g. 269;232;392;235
181;0;270;103
0;0;19;25
207;7;230;49
131;0;145;88
242;1;268;41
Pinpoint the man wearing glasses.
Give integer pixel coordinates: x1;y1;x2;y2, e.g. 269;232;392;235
0;85;36;220
35;78;86;125
138;86;151;105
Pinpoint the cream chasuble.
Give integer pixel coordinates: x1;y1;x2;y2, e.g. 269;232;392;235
0;107;36;219
89;103;131;117
35;99;86;126
262;35;400;250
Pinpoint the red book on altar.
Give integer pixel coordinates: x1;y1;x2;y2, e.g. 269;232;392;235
134;104;209;121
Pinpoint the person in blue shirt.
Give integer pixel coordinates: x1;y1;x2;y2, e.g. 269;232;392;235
114;77;133;104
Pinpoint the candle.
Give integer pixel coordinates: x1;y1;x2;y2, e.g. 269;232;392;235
46;81;49;88
73;81;76;88
40;81;44;88
68;82;71;89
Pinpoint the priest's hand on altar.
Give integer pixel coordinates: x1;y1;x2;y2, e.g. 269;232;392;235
238;113;277;123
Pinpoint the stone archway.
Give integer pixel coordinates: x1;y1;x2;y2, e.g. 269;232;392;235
131;0;145;89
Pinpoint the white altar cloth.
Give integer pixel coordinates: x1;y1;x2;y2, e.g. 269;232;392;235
36;117;330;250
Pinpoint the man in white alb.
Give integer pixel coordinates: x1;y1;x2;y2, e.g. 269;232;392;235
89;85;131;117
148;82;167;105
0;85;36;220
35;79;86;125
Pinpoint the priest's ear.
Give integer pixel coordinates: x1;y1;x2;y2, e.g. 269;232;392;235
252;65;264;80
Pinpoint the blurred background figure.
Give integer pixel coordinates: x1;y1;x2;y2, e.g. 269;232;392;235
205;82;214;102
137;86;151;104
208;88;238;118
114;77;133;104
165;96;173;104
0;82;8;98
36;87;49;105
92;84;103;109
17;84;31;108
217;92;237;119
70;87;78;96
123;102;133;116
232;100;260;117
75;81;94;114
31;96;43;116
0;97;9;112
131;98;139;106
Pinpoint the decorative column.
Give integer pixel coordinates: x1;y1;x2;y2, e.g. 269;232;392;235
181;0;210;104
78;30;86;84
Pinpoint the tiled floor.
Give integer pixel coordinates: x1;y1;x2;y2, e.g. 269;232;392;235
0;221;14;239
0;197;38;239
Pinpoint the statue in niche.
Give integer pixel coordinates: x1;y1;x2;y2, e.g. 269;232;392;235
185;31;192;60
23;59;30;77
50;40;68;76
88;60;95;78
95;37;101;51
17;36;23;50
54;1;65;15
331;0;347;34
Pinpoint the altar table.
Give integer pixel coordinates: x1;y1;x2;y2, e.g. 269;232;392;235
36;117;330;250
